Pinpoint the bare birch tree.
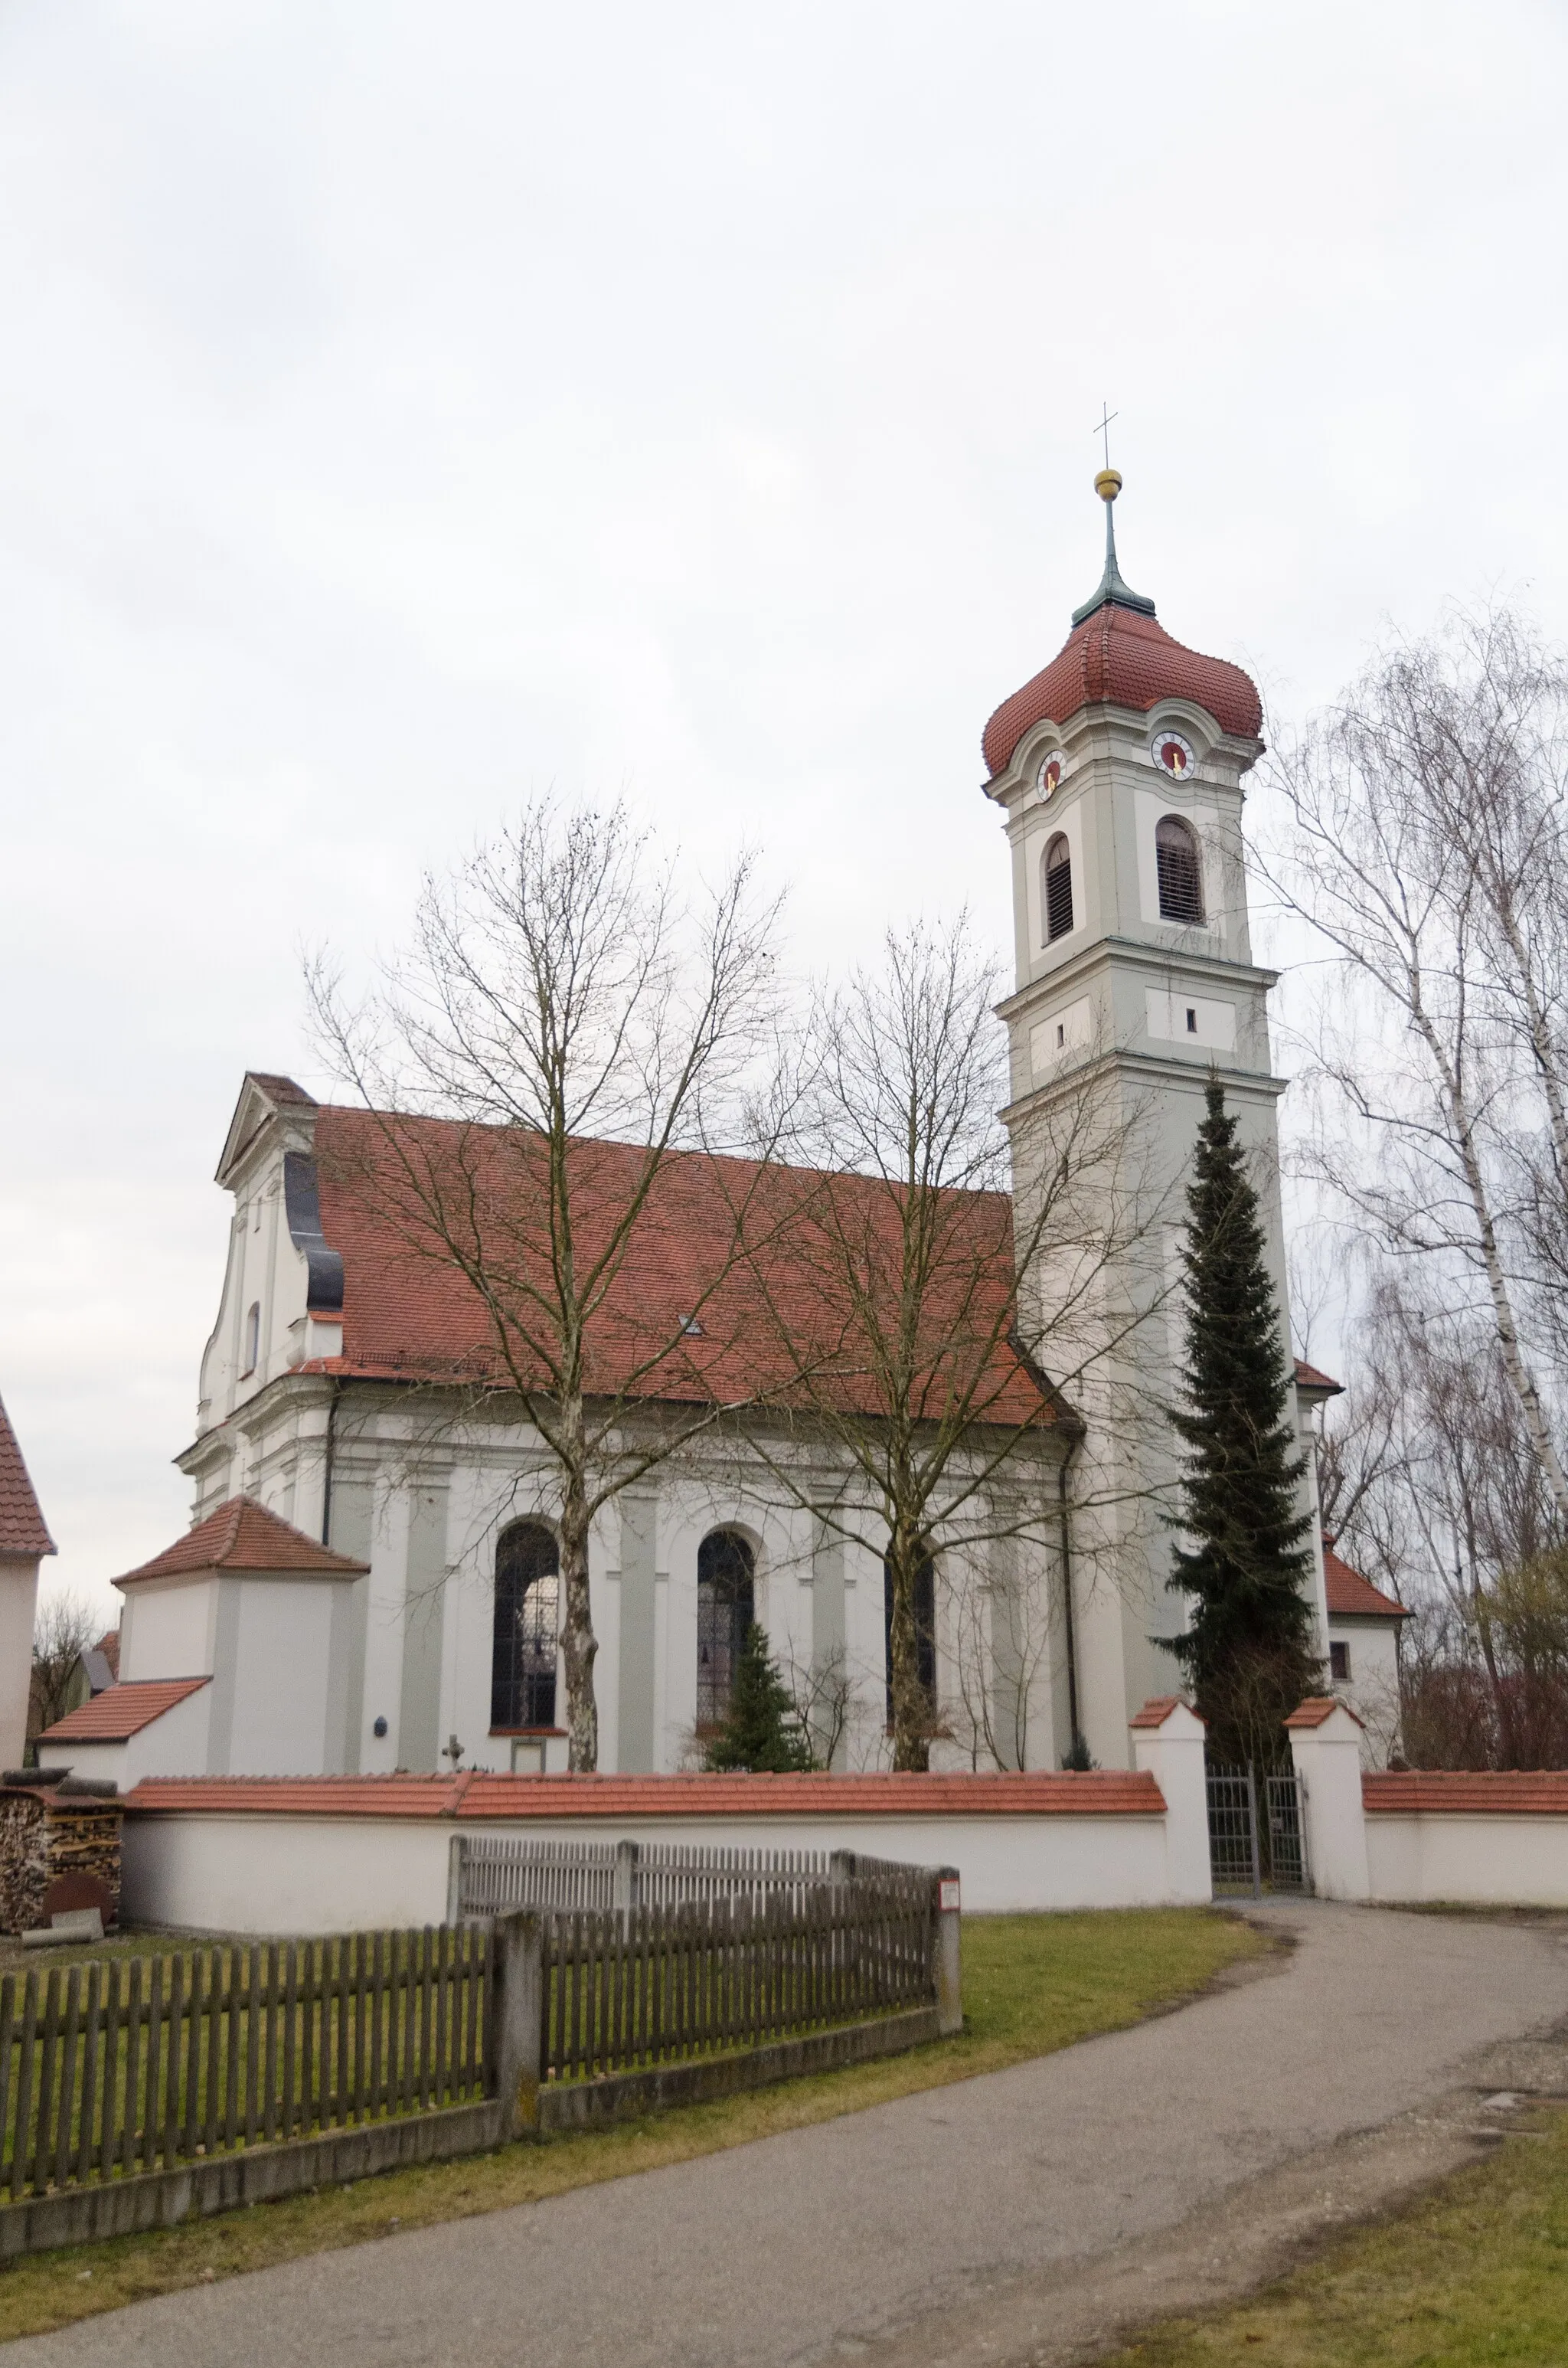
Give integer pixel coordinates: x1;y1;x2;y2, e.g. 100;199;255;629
1266;603;1568;1523
309;797;783;1771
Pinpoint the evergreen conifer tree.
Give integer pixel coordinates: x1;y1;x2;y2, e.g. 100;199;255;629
1166;1074;1320;1765
702;1624;815;1773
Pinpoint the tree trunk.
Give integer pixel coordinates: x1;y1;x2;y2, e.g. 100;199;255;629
556;1434;599;1773
887;1523;931;1774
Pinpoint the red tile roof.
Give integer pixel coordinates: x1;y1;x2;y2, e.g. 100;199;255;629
113;1497;371;1588
122;1769;1166;1819
0;1391;54;1559
294;1109;1057;1431
982;604;1263;778
1323;1542;1406;1621
1285;1695;1364;1730
40;1676;209;1742
1293;1358;1342;1395
1365;1770;1568;1817
1129;1695;1195;1730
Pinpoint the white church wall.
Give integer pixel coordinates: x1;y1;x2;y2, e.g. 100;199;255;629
119;1576;217;1681
225;1580;339;1776
0;1558;41;1772
355;1474;413;1774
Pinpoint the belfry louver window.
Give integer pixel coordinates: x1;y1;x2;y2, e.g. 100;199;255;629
1155;815;1204;924
1044;834;1073;942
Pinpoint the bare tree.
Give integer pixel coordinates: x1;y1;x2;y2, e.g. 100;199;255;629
309;797;784;1771
28;1593;101;1748
726;916;1164;1771
1266;603;1568;1523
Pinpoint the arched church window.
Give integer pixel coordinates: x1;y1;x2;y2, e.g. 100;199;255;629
697;1529;755;1729
884;1551;937;1725
1044;835;1073;943
1155;815;1204;924
492;1521;560;1729
243;1303;260;1374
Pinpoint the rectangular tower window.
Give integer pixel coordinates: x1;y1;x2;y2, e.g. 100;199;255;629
1186;1008;1197;1032
1329;1640;1351;1681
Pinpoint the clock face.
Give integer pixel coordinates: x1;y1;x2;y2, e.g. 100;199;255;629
1037;751;1066;802
1152;730;1196;780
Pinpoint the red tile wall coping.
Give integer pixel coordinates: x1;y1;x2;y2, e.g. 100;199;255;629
1128;1695;1192;1730
1365;1771;1568;1816
40;1676;211;1743
1283;1696;1364;1730
123;1769;1168;1820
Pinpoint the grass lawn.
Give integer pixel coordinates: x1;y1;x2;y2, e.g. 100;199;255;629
0;1905;1266;2341
1104;2105;1568;2367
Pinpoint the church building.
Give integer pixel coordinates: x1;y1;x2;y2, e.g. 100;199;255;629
42;476;1364;1787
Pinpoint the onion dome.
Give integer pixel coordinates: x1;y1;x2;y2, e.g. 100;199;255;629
982;471;1262;779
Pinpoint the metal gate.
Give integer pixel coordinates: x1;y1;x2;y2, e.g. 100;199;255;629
1206;1765;1309;1897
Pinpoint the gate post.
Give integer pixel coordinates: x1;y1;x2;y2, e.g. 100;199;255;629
1285;1699;1370;1899
492;1909;545;2137
612;1838;639;1918
932;1869;962;2036
1129;1699;1211;1902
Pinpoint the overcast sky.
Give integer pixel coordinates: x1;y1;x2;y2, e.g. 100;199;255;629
3;0;1564;1623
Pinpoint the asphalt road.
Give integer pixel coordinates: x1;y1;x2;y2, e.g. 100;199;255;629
8;1902;1565;2368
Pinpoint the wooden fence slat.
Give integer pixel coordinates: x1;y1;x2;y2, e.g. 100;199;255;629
0;1976;15;2193
76;1963;102;2187
51;1964;80;2190
9;1972;38;2201
184;1953;204;2161
223;1945;241;2153
202;1948;221;2160
31;1967;60;2195
140;1957;164;2176
242;1944;260;2147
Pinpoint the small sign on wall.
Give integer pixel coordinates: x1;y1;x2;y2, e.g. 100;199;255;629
938;1876;961;1913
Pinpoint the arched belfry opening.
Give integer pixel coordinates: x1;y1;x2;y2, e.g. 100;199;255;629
1155;813;1204;924
1043;833;1073;942
697;1529;755;1728
491;1520;560;1730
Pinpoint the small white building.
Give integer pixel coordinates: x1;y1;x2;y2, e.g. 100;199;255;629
38;1497;369;1788
1321;1537;1407;1766
0;1392;54;1772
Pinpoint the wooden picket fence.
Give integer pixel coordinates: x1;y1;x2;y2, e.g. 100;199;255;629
541;1868;936;2082
0;1928;493;2205
452;1833;841;1921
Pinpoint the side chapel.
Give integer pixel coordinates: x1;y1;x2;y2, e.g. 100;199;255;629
41;476;1407;1790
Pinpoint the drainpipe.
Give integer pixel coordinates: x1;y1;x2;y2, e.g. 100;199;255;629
320;1380;341;1547
1057;1432;1083;1756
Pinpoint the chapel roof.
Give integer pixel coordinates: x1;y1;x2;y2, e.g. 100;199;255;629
112;1496;371;1588
1322;1538;1406;1622
38;1675;209;1743
0;1390;55;1559
282;1106;1059;1434
981;476;1263;779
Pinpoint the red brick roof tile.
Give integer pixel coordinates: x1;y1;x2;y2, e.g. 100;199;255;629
0;1391;54;1559
1365;1770;1568;1816
982;605;1263;779
122;1769;1166;1819
1128;1696;1195;1730
41;1676;209;1742
1323;1542;1406;1622
1294;1358;1343;1396
113;1497;370;1588
1284;1695;1363;1730
299;1110;1056;1432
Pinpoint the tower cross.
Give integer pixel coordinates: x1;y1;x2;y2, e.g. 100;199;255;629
1093;403;1118;468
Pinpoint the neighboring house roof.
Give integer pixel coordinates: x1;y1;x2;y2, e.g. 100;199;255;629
122;1768;1167;1819
113;1497;370;1588
39;1676;210;1742
280;1107;1058;1433
982;603;1263;779
96;1628;120;1680
1322;1539;1407;1622
0;1391;55;1558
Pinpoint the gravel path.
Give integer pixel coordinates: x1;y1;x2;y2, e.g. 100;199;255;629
8;1902;1565;2368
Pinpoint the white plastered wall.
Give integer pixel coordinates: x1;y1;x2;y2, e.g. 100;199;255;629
119;1576;217;1680
0;1558;40;1771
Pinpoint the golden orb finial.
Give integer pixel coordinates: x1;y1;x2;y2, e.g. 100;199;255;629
1095;467;1122;502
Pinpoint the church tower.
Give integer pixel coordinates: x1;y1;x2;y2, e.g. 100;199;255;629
982;471;1321;1767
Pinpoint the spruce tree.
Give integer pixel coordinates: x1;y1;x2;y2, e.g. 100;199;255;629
702;1625;815;1773
1165;1074;1320;1766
